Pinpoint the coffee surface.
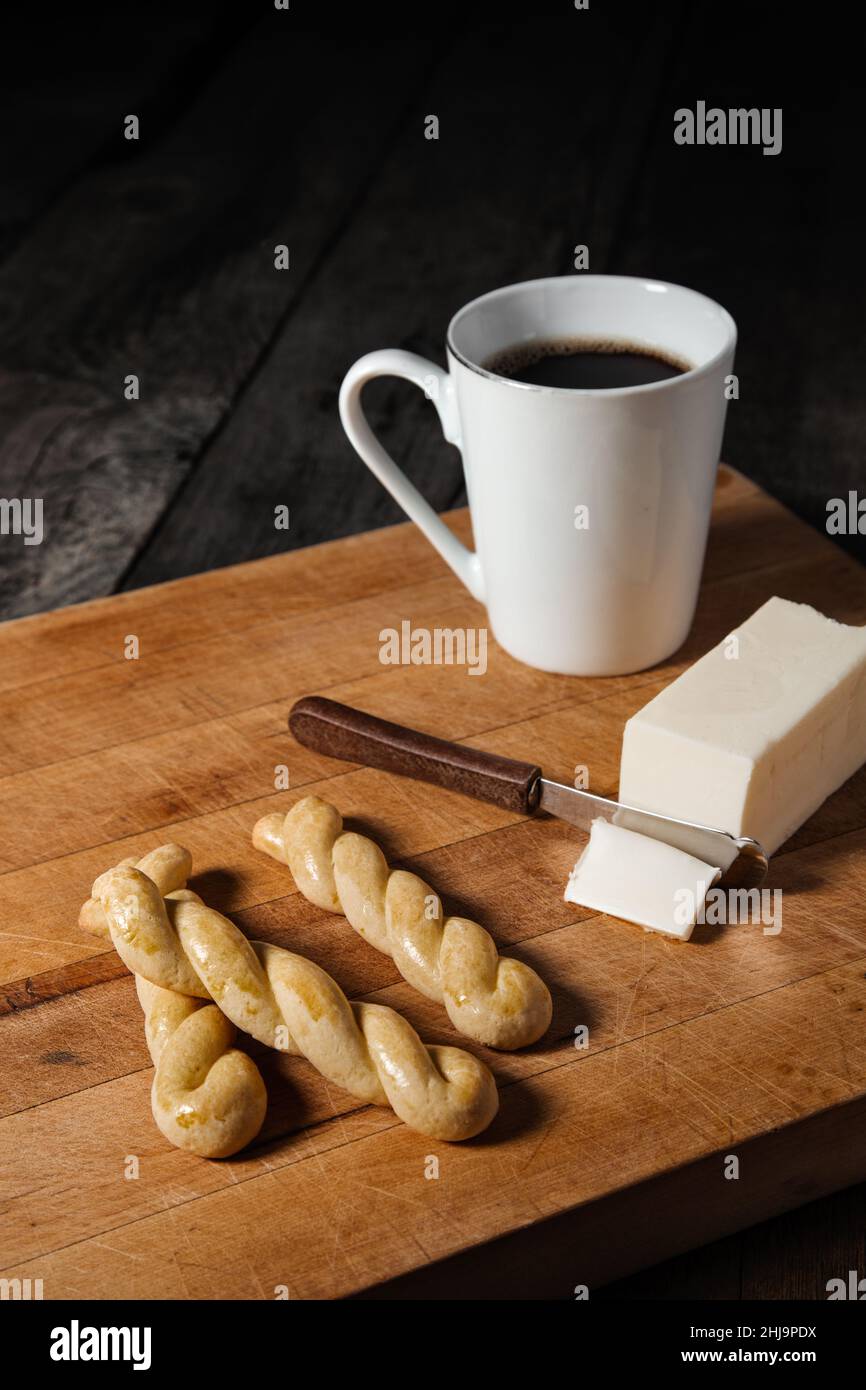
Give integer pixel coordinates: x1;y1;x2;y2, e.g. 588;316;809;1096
483;336;689;389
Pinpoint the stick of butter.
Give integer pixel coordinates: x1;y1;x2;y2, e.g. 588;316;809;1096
564;819;721;940
619;597;866;855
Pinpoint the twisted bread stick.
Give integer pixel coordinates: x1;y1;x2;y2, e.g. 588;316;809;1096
91;862;498;1142
253;796;552;1050
80;856;266;1159
80;844;192;942
136;973;267;1158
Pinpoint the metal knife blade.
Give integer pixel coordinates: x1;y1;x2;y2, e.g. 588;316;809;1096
538;778;768;888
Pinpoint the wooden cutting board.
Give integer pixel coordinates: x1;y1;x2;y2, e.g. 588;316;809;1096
2;465;866;1301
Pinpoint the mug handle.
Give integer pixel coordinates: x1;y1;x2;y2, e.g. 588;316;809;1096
339;349;485;603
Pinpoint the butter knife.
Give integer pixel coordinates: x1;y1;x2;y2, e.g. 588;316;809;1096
288;696;768;888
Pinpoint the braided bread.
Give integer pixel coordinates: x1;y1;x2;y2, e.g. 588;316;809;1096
79;844;192;942
80;855;266;1159
91;861;498;1142
253;796;552;1050
136;972;267;1158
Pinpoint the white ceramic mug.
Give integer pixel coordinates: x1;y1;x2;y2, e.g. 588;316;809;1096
339;275;736;675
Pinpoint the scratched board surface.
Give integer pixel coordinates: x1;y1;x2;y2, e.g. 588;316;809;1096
1;466;866;1300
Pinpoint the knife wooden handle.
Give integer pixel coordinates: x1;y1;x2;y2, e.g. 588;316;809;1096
289;696;542;815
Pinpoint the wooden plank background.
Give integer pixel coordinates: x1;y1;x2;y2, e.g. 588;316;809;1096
1;1;864;1297
1;3;863;623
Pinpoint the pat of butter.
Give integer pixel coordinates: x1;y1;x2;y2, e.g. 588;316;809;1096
564;819;721;940
619;597;866;855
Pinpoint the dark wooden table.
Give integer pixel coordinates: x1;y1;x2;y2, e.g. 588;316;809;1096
1;0;864;1298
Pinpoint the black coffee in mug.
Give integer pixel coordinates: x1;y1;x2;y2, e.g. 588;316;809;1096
483;336;690;389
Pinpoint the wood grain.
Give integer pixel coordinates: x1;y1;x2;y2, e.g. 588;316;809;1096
122;7;669;589
613;6;866;561
1;466;865;1298
0;8;247;257
0;16;434;619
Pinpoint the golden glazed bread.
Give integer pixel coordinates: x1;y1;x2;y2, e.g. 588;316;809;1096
90;859;498;1143
136;972;266;1158
80;851;266;1159
253;795;552;1050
